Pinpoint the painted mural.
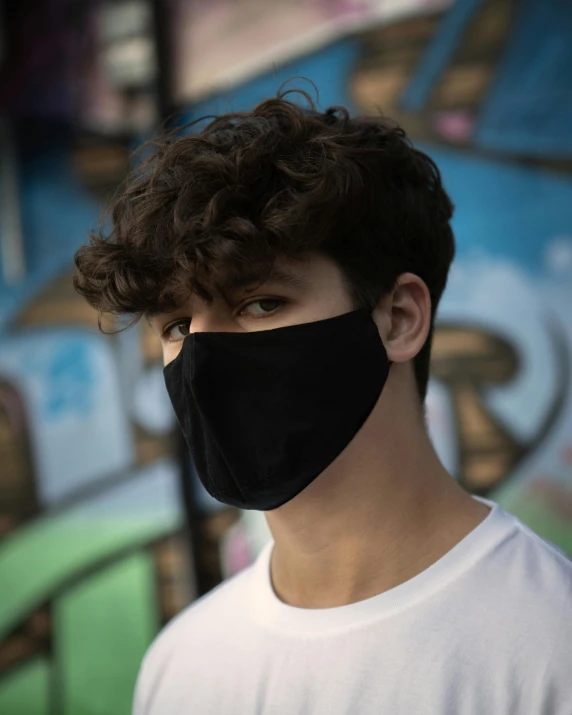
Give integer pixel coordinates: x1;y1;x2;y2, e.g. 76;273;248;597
0;276;199;714
0;121;199;714
170;0;453;104
349;0;572;553
0;4;201;711
2;0;572;713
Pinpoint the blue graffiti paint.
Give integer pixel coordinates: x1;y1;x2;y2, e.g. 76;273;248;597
0;129;100;333
421;144;572;274
43;342;95;417
21;339;96;419
475;0;572;157
178;38;359;125
399;0;483;113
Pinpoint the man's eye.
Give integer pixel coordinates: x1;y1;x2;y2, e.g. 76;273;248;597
164;320;191;342
241;299;284;317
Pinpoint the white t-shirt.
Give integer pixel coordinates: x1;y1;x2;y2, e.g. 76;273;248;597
134;497;572;714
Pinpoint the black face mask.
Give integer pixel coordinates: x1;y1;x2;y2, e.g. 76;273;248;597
163;309;390;511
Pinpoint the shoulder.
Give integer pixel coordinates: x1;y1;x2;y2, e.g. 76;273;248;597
145;564;253;661
508;521;572;711
483;507;572;614
504;515;572;596
452;503;572;657
446;506;572;711
479;509;572;656
133;564;254;713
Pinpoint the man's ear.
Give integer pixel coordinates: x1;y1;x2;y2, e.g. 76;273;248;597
373;273;432;363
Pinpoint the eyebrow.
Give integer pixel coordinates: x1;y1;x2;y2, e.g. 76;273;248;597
225;267;308;293
144;266;308;323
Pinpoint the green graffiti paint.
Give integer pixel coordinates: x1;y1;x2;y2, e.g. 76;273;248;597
54;552;158;715
0;506;179;641
0;658;50;715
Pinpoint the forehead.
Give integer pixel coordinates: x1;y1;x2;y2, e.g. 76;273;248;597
223;263;308;292
199;255;310;298
144;255;311;321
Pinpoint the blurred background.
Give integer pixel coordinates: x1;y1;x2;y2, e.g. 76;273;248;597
1;0;571;712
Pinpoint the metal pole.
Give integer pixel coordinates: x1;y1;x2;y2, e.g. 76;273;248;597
0;118;26;284
149;0;215;597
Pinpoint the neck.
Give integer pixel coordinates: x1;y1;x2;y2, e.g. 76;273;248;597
265;376;490;609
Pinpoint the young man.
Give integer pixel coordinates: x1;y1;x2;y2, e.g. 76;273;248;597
75;91;572;714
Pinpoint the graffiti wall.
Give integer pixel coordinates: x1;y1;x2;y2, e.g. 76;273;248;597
350;0;572;551
170;0;453;103
0;3;203;711
0;127;195;715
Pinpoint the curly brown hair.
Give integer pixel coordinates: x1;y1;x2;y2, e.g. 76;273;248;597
74;89;454;401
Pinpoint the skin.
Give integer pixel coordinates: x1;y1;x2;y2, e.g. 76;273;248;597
150;251;490;609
